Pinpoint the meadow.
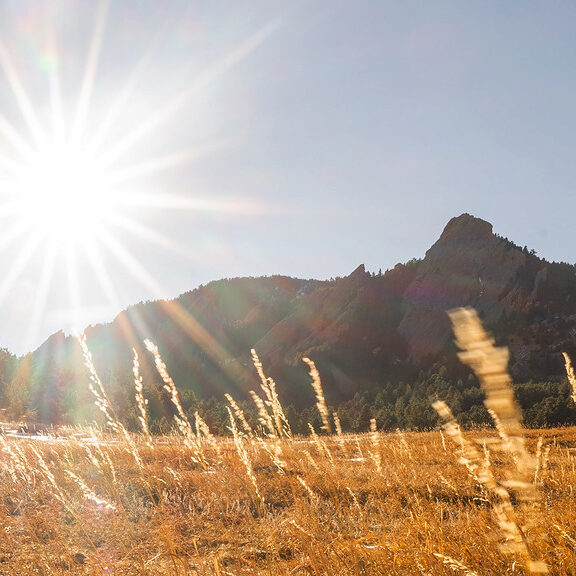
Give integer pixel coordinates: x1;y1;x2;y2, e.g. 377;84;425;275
1;423;576;575
0;308;575;575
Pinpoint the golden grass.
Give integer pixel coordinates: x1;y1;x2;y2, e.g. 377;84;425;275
0;427;575;575
0;310;574;574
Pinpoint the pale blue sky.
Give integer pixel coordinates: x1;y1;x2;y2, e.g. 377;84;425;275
0;1;574;354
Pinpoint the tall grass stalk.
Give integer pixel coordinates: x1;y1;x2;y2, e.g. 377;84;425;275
133;348;153;449
448;308;534;478
433;553;481;576
144;338;207;468
224;393;254;437
227;406;265;515
251;349;292;438
249;390;277;438
443;307;548;574
368;418;383;474
64;470;116;511
303;356;332;434
562;352;576;404
79;334;144;470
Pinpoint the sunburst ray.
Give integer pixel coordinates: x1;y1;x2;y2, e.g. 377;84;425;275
80;235;122;310
104;141;229;187
99;229;166;298
0;233;44;306
0;217;36;251
24;240;58;350
114;191;265;215
98;20;279;168
71;0;109;146
0;112;37;161
0;6;276;353
0;40;47;149
104;212;193;258
64;244;83;331
45;9;65;143
86;17;173;155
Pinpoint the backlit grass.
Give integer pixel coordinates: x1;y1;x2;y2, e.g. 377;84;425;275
0;426;574;574
0;308;574;575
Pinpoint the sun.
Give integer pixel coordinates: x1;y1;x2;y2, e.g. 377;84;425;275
0;5;275;352
11;141;114;246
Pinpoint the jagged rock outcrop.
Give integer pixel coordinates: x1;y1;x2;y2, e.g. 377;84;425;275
254;264;371;364
399;213;530;359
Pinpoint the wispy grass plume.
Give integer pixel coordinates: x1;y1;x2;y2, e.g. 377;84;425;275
225;393;254;438
144;338;207;468
227;406;265;515
448;308;535;482
133;347;153;449
443;307;548;574
303;356;331;434
79;334;144;469
562;352;576;404
251;349;292;438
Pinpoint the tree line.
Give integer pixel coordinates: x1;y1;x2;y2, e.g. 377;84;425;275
0;345;573;433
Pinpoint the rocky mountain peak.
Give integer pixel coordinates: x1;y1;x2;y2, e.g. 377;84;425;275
399;214;528;360
438;213;494;243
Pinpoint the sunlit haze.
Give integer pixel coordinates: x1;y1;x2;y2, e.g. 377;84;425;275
0;0;575;354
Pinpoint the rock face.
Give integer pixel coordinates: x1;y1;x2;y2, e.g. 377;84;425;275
255;264;371;365
399;214;528;359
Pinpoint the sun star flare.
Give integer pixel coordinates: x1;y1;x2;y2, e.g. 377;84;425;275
8;141;114;246
0;3;273;353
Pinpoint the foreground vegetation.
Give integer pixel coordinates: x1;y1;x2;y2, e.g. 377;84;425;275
1;307;575;574
0;425;575;575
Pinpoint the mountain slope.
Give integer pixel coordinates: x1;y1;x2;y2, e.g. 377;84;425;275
11;213;576;424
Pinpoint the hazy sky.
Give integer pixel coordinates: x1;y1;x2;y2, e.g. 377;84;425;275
0;0;575;355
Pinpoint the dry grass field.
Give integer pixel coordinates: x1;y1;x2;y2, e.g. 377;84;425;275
0;308;575;575
0;426;575;575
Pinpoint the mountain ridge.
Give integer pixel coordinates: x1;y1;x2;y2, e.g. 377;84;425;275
3;212;575;426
